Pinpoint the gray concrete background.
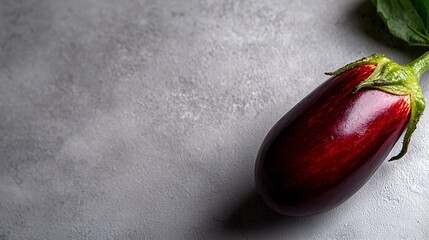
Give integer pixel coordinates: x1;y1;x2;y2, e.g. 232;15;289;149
1;0;429;239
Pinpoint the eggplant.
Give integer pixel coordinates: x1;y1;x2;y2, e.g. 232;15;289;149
255;53;429;216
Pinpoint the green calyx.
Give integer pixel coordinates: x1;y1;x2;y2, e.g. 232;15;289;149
327;52;429;161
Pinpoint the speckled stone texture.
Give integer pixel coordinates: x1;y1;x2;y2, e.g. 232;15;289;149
1;0;428;239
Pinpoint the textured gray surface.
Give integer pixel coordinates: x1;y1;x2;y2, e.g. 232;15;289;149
1;0;429;239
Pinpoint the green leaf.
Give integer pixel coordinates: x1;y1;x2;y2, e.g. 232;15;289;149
411;0;429;30
373;0;429;46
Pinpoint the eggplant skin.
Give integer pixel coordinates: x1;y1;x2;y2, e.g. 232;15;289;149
255;65;411;216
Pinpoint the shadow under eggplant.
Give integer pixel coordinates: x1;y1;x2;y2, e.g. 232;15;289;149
221;189;333;235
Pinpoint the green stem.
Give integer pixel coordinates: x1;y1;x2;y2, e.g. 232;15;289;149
409;51;429;78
